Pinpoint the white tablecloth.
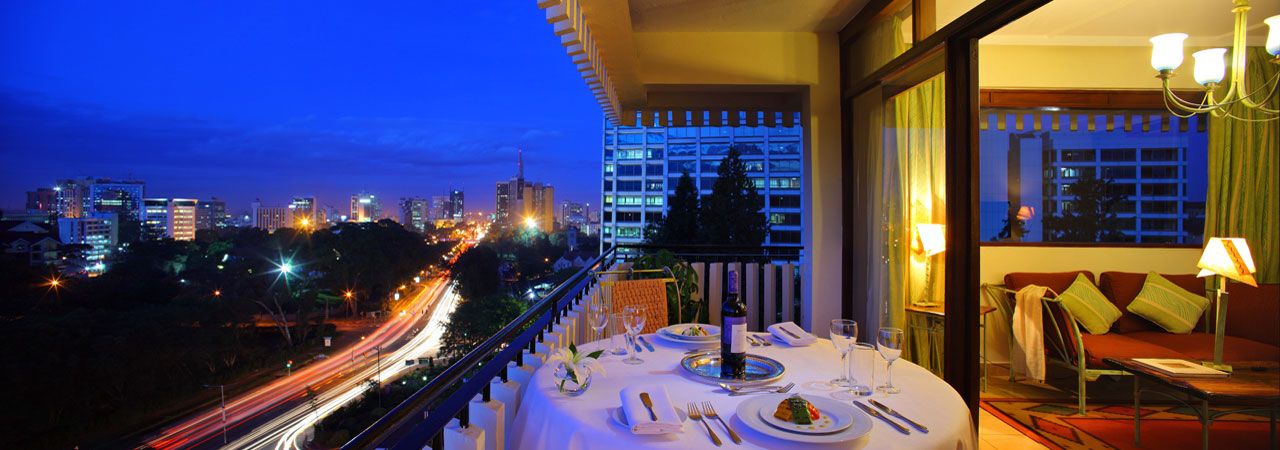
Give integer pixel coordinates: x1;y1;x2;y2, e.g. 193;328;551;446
509;334;976;450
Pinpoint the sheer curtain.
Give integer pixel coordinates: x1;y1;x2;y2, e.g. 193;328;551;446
1205;47;1279;284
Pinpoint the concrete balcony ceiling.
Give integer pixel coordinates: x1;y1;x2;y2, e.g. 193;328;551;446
537;0;866;126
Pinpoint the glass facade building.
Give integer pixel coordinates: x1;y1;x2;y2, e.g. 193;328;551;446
600;112;804;250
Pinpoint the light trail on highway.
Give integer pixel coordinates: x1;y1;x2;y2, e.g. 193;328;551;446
137;268;461;450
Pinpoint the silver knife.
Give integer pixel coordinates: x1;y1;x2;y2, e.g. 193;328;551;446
854;401;910;435
869;399;929;433
639;335;656;352
780;327;802;339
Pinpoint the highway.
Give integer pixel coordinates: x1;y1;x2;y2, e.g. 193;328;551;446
137;273;461;450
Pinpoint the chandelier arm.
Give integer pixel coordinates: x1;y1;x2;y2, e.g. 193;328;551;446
1162;78;1218;112
1163;91;1205;119
1235;71;1280;112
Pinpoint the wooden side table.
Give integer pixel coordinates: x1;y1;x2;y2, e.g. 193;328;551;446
1104;358;1280;450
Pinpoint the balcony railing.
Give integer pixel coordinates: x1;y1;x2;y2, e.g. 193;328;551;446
342;243;803;450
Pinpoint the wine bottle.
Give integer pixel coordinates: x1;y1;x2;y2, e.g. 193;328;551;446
721;268;747;379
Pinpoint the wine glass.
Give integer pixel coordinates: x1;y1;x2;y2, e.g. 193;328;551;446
609;312;628;355
587;303;609;344
622;305;646;365
828;319;857;388
877;327;904;394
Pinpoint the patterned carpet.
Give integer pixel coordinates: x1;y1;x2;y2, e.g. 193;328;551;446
980;398;1276;450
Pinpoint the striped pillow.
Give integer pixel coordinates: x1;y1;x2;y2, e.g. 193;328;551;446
1057;273;1123;335
1126;272;1209;334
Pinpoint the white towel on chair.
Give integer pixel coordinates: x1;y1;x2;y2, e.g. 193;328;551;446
1012;285;1050;384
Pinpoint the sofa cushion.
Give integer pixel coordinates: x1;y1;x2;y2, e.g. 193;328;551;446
1224;283;1280;348
1125;331;1280;362
1127;272;1211;334
1058;274;1123;335
1079;333;1189;369
1005;271;1095;294
1100;272;1207;334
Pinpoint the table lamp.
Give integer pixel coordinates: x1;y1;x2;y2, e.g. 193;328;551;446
1195;237;1257;373
914;223;946;307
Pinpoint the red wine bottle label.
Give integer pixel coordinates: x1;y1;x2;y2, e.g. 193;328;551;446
724;316;747;354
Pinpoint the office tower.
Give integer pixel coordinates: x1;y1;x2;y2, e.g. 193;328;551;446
54;178;93;218
560;201;586;229
448;189;465;221
401;197;430;233
251;201;294;232
350;191;380;223
195;197;227;230
494;149;555;233
59;212;119;266
25;188;58;214
89;180;146;221
600;112;804;250
291;195;317;227
142;198;197;240
430;195;448;221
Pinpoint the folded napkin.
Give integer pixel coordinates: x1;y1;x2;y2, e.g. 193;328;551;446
768;322;817;346
619;384;684;434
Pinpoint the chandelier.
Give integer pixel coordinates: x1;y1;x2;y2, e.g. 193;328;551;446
1148;0;1279;121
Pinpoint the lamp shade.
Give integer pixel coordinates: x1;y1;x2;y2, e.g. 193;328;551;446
1197;237;1258;287
1016;206;1035;221
1150;33;1189;70
914;223;946;257
1266;15;1280;56
1192;48;1227;85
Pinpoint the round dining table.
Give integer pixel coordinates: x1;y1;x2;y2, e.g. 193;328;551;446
509;333;976;449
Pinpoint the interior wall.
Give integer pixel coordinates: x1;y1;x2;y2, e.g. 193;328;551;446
979;246;1202;363
978;44;1208;90
631;31;844;336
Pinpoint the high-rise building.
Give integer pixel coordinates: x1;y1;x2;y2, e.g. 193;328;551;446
59;212;119;266
26;188;57;214
142;198;197;240
448;189;465;221
600;113;805;250
89;180;146;221
251;201;294;232
495;149;555;233
54;178;94;218
195;197;227;230
560;201;586;229
429;195;449;221
350;191;380;223
291;195;317;227
401;197;430;233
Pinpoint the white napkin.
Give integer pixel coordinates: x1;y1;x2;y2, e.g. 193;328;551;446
619;384;684;434
768;322;817;346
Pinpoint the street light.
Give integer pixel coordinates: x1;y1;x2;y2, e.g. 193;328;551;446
203;382;238;444
213;290;222;297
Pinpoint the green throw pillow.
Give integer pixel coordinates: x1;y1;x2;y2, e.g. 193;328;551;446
1057;273;1122;335
1126;272;1209;334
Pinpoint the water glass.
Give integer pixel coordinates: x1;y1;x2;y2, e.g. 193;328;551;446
829;319;857;387
622;305;646;365
588;303;609;341
609;312;628;355
877;327;904;394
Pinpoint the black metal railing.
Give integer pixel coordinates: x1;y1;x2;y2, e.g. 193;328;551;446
342;243;802;450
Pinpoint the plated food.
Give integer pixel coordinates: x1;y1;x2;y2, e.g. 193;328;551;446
681;324;709;337
773;395;822;425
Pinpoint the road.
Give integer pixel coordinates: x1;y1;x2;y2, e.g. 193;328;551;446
137;274;461;450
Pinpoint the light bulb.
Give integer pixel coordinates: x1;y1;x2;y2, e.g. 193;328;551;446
1192;48;1227;85
1150;33;1188;71
1266;16;1280;56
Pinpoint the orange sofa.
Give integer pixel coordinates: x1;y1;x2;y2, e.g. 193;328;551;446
996;271;1279;415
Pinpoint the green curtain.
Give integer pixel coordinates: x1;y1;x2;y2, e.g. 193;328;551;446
892;74;946;371
1205;47;1280;284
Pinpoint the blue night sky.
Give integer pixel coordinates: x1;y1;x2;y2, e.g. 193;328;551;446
0;1;603;215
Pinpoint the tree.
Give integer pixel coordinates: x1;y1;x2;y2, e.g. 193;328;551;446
645;172;700;246
438;293;527;361
700;147;769;245
1042;172;1129;242
992;202;1029;241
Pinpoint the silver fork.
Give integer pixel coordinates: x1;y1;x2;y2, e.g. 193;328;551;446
702;401;741;444
747;335;760;347
728;382;795;396
755;334;773;346
688;402;722;446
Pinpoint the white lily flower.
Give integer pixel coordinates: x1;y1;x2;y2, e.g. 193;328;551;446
546;345;606;385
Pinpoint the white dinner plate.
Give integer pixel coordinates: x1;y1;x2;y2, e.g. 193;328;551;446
735;394;873;444
654;330;718;346
758;395;855;435
609;407;689;428
658;323;720;342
